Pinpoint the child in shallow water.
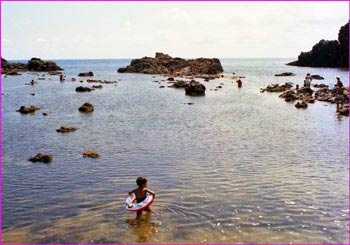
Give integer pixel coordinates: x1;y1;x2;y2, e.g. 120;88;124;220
128;176;156;215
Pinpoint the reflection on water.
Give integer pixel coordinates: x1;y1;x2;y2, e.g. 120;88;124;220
2;58;349;243
127;212;156;243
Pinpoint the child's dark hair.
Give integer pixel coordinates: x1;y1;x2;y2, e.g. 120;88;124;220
136;176;147;187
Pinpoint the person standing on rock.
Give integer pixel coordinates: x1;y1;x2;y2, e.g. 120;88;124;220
304;73;312;88
334;77;345;111
336;77;343;87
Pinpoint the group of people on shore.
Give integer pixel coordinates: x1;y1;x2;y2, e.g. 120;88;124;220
303;73;348;112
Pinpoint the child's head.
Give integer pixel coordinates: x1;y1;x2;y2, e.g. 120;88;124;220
136;176;147;188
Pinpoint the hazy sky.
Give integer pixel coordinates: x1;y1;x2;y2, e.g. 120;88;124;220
2;2;349;60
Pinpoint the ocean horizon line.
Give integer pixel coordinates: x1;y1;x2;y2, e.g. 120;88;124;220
5;57;295;62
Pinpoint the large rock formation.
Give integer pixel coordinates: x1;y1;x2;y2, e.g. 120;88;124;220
118;52;223;76
338;23;349;68
2;58;27;75
27;58;63;71
2;57;63;74
287;23;349;68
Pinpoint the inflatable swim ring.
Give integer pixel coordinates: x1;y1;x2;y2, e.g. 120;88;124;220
124;192;154;212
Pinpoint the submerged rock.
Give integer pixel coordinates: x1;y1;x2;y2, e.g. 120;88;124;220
29;154;53;163
274;72;295;77
48;71;62;75
86;79;117;84
79;102;94;113
83;150;100;158
56;125;78;133
171;80;188;88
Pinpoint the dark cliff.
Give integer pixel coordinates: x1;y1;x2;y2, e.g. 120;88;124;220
287;22;349;68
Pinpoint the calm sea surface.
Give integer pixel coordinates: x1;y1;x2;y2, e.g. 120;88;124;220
1;58;349;243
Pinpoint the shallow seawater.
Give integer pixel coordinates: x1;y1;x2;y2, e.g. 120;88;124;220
1;58;349;244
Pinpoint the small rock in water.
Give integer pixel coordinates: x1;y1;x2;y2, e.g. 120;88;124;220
185;80;206;96
274;72;295;77
83;150;100;158
28;153;53;163
92;85;103;89
56;125;78;133
78;71;94;77
76;86;93;92
295;101;308;109
16;105;40;114
42;112;48;116
79;102;94;113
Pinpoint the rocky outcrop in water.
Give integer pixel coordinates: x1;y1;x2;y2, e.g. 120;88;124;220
117;52;223;77
310;75;324;80
76;86;94;92
16;105;40;114
86;79;117;84
83;150;100;158
56;125;78;133
274;72;295;77
295;101;308;109
260;83;293;93
2;57;63;74
79;102;94;113
28;154;53;163
27;58;63;71
2;58;27;75
78;71;94;77
287;23;349;68
185;80;206;96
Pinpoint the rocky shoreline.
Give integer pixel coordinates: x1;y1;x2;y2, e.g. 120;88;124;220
261;82;349;116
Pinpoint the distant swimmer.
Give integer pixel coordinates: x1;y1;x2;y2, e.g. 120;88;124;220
59;74;65;82
236;79;242;88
